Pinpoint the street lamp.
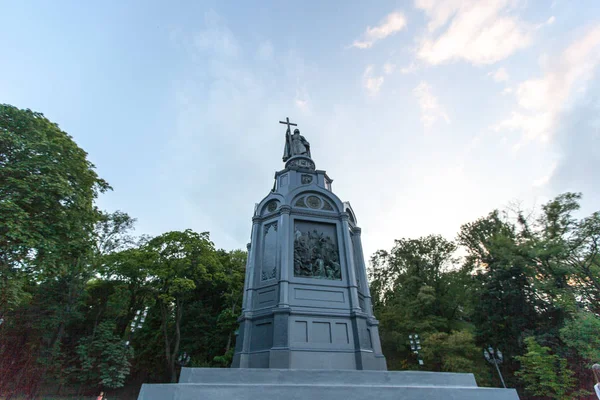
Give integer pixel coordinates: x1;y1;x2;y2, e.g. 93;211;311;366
408;334;424;366
177;352;191;367
484;347;506;388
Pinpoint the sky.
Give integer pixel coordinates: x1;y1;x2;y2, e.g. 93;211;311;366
2;1;600;259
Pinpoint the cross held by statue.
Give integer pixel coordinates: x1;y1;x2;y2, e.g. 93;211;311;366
279;117;297;134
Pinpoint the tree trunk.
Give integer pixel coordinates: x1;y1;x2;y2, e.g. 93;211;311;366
170;299;183;383
160;302;172;381
225;333;232;355
225;297;236;353
118;284;139;337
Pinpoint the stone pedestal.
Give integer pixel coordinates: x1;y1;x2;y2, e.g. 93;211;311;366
138;368;521;400
231;155;386;370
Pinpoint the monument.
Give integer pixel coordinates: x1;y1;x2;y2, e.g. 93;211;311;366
138;119;520;399
230;117;386;370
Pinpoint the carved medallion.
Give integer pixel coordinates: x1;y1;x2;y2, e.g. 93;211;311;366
306;195;322;209
267;201;277;212
301;174;313;184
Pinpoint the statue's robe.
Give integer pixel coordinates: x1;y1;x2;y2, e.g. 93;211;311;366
282;134;292;161
283;132;311;161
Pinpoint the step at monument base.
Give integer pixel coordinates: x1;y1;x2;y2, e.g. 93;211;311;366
179;367;479;386
138;368;520;400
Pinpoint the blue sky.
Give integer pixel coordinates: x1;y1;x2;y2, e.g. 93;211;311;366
2;1;600;258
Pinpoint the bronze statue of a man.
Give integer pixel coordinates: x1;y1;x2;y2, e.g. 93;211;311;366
283;128;311;162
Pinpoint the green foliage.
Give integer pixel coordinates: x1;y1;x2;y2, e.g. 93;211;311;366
75;322;134;389
0;104;109;280
458;211;538;385
369;235;473;370
213;347;235;367
129;231;245;382
559;311;600;364
0;104;111;397
422;330;480;373
515;337;587;399
370;193;600;396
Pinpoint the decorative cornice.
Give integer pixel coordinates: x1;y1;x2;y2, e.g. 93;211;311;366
349;310;369;319
272;306;292;314
285;155;316;171
351;226;362;235
238;307;372;321
291;209;341;220
279;205;292;214
339;212;350;221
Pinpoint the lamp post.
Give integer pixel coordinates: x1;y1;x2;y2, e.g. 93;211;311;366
408;334;423;366
484;347;506;388
177;352;191;367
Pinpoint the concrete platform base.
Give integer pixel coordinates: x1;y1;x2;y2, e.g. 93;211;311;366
138;368;520;399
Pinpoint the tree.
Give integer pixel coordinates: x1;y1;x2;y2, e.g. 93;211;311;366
532;193;600;314
421;330;481;374
369;235;472;370
559;311;600;364
101;242;154;338
0;104;109;315
0;104;110;396
515;337;587;399
74;321;133;390
213;249;246;366
457;211;538;388
145;230;218;382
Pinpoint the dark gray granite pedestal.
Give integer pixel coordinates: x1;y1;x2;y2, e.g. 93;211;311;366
138;368;520;399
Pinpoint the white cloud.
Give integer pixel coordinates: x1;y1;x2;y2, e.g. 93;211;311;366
294;87;311;113
535;15;556;29
413;81;450;128
352;12;407;49
533;161;558;187
502;87;514;95
194;10;239;57
400;62;418;74
494;26;600;147
383;62;396;74
490;67;510;82
295;99;309;112
415;0;532;65
363;65;384;96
